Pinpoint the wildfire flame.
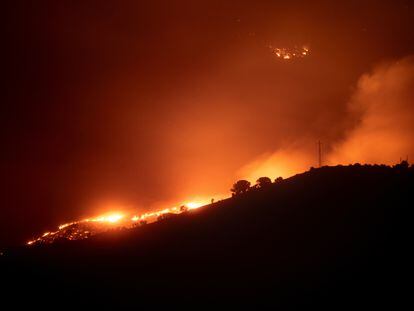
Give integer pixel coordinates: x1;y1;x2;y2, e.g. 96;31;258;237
185;202;203;209
26;200;212;246
89;213;125;223
269;45;309;60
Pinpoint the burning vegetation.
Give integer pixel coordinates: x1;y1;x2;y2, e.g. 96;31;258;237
24;161;412;247
25;175;285;247
26;202;205;246
269;45;310;60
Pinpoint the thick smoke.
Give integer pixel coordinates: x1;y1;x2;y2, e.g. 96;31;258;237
240;56;414;181
329;56;414;165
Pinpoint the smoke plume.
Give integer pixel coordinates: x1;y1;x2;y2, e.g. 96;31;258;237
240;56;414;181
329;56;414;165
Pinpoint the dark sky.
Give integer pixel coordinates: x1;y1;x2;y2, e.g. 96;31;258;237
2;0;414;246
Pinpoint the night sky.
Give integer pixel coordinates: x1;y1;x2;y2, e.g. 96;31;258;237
2;0;414;246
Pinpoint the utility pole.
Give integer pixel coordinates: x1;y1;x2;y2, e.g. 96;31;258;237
318;140;322;168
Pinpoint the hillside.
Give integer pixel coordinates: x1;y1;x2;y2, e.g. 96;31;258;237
2;164;413;307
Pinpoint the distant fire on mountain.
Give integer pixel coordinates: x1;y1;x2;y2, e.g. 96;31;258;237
269;45;310;60
26;201;207;246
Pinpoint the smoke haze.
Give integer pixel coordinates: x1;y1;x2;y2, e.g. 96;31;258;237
242;56;414;181
2;0;414;246
329;57;414;165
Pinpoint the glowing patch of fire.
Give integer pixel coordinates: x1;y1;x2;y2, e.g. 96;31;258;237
88;213;124;223
185;202;203;209
26;201;212;246
269;45;309;60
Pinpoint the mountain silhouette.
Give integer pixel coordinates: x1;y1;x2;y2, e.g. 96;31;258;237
2;164;412;308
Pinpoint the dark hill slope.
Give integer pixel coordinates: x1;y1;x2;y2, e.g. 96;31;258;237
2;165;413;307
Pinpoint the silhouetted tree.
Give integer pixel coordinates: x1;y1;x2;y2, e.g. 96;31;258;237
256;177;272;188
274;177;283;183
231;180;251;196
394;160;409;170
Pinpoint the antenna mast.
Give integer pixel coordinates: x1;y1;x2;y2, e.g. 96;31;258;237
318;140;322;168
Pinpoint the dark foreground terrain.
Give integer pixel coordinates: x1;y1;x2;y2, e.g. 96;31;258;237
2;164;413;308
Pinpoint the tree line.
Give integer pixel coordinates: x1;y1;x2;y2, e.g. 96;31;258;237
231;176;284;196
